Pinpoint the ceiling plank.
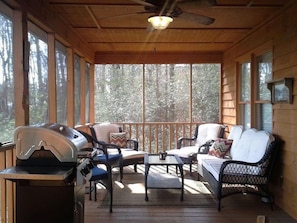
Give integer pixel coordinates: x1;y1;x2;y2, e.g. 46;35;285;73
85;5;101;29
45;0;292;55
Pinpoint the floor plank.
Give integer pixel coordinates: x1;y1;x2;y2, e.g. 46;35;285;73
84;165;297;223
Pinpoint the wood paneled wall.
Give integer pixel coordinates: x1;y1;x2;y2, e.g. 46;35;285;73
222;2;297;219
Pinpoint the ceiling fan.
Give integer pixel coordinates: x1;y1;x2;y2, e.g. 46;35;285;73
130;0;216;29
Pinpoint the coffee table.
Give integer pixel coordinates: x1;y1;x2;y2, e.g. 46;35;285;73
144;154;184;201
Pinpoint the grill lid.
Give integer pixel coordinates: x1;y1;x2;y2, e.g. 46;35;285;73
14;123;87;162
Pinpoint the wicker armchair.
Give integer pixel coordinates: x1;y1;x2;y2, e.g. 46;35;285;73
167;123;226;174
89;123;146;181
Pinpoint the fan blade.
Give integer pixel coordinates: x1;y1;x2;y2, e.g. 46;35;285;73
130;0;156;7
179;12;215;25
146;23;155;32
177;0;216;7
99;11;152;21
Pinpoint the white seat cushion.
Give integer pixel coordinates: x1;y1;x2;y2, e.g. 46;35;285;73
107;148;146;160
121;148;147;160
167;146;198;158
197;154;222;177
202;158;226;181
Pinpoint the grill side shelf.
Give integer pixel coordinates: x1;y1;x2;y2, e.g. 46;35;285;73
0;166;74;181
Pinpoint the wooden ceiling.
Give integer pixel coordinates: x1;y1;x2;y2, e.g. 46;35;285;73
47;0;291;57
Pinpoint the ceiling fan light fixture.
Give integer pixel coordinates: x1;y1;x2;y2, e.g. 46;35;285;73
148;15;173;30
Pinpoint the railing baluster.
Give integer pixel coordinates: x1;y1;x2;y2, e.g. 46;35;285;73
115;122;201;153
98;122;202;152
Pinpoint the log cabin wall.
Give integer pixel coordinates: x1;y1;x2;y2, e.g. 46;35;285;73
222;2;297;219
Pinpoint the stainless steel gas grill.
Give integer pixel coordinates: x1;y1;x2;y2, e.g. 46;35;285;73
0;123;88;223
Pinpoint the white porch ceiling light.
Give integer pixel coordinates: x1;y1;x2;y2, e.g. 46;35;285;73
148;15;173;30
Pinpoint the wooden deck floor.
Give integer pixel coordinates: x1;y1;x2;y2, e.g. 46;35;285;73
84;165;297;223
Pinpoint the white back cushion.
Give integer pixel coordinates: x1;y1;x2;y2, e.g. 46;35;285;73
93;123;119;143
231;128;257;160
247;131;274;162
227;125;243;151
196;123;223;147
231;128;274;162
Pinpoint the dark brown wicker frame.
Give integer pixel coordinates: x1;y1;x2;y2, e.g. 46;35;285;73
89;124;144;180
177;124;226;174
202;136;282;211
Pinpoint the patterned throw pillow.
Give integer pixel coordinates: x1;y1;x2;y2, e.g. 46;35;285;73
208;139;233;158
110;132;127;148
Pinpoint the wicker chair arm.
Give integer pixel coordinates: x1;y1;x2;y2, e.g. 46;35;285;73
177;137;196;149
197;140;215;154
126;139;139;150
177;125;199;149
78;130;122;159
219;159;268;184
221;159;260;171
